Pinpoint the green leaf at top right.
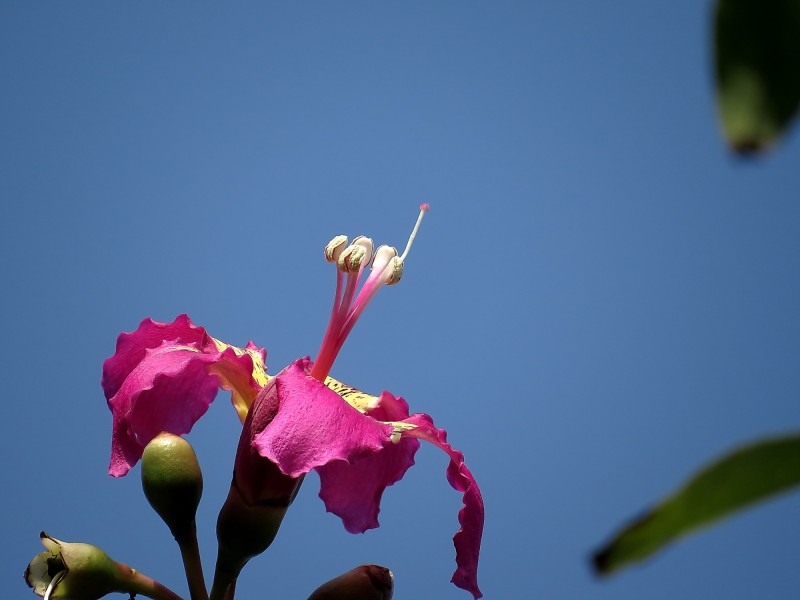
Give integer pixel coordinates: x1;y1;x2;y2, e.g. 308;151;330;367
714;0;800;155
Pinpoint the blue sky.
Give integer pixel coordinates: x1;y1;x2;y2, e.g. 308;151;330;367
3;2;800;599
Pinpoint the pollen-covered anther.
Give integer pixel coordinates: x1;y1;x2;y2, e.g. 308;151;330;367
352;236;374;263
384;256;404;285
325;235;348;263
337;243;367;272
370;245;403;285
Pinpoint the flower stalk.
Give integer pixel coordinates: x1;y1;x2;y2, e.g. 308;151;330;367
141;433;208;600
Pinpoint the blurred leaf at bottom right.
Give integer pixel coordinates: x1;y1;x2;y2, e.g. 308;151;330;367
592;433;800;575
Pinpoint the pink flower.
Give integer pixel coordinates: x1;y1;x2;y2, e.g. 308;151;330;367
102;206;484;599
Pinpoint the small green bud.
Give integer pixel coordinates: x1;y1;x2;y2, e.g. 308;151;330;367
25;532;129;600
25;532;182;600
306;565;394;600
141;433;203;541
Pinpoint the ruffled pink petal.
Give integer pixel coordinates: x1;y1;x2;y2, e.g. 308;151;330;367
102;314;213;402
251;358;394;479
317;435;419;533
108;342;222;476
104;315;265;477
317;390;420;533
402;409;484;600
209;342;269;421
248;359;483;598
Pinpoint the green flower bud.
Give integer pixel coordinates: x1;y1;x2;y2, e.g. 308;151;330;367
141;433;203;541
24;532;123;600
24;532;182;600
307;565;394;600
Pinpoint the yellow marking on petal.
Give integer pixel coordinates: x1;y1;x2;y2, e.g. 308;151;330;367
320;377;417;442
386;421;418;443
209;368;254;424
212;337;270;387
324;377;380;413
209;337;271;422
156;342;269;422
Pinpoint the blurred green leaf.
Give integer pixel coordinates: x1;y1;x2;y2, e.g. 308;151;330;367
714;0;800;154
592;433;800;575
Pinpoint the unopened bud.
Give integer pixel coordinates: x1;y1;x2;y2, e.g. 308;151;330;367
141;433;203;541
24;533;178;600
307;565;394;600
25;533;120;600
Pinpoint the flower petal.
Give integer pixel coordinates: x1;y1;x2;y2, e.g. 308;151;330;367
104;315;266;476
251;358;394;478
102;314;212;401
401;409;484;600
316;389;421;533
323;376;380;413
248;359;483;598
209;339;269;422
317;434;419;533
108;342;221;476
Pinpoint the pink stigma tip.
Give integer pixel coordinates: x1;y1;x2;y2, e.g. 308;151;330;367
420;203;430;211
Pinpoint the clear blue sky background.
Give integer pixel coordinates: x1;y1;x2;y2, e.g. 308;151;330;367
3;2;800;599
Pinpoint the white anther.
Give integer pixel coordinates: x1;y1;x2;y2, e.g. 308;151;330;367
352;236;374;265
371;245;398;272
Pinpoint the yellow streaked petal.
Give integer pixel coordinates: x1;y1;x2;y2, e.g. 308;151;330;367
211;337;270;387
321;376;418;442
210;337;271;421
324;376;380;413
385;421;418;443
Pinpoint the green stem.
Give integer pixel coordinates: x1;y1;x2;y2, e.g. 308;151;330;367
176;523;209;600
125;567;185;600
